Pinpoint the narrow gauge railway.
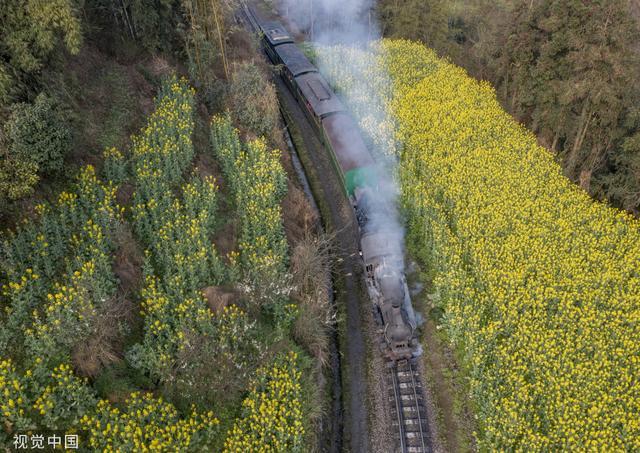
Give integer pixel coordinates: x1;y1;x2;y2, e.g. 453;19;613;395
240;4;433;452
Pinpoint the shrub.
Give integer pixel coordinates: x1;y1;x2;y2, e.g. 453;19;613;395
291;234;335;367
167;305;265;411
0;166;120;358
0;358;219;449
226;61;278;138
81;392;219;451
0;150;38;204
210;115;291;321
5;93;71;175
32;363;97;430
102;147;128;184
127;77;228;384
0;359;95;439
223;351;304;452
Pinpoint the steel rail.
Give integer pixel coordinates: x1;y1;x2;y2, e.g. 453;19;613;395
408;360;427;452
391;362;407;452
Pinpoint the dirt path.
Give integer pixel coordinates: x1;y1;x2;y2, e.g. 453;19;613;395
276;78;371;452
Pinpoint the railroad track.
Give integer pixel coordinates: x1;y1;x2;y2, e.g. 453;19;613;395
389;359;432;453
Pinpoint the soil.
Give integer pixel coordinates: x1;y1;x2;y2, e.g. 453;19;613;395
112;224;144;297
60;44;156;159
201;285;238;314
212;219;238;263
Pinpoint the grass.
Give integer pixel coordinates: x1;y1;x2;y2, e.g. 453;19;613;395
277;92;345;448
406;253;477;452
277;93;335;232
96;68;137;151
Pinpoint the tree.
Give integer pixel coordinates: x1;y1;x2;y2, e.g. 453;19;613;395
0;0;82;106
492;0;639;192
81;0;182;55
226;61;278;138
0;149;39;205
378;0;449;54
179;0;240;110
604;109;640;214
5;93;71;174
181;0;239;79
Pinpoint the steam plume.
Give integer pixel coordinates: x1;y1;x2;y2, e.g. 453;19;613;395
278;0;405;272
279;0;378;44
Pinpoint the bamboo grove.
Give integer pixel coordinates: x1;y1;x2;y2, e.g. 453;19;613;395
319;40;640;451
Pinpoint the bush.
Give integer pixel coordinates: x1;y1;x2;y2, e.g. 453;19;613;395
0;149;38;204
226;62;278;138
291;234;335;368
1;165;121;360
81;392;219;451
102;147;128;184
210;115;291;322
5;93;71;175
167;305;265;413
0;358;219;449
223;351;305;452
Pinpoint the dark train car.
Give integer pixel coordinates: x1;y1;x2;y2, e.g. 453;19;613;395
243;6;341;128
273;43;317;98
293;72;345;130
321;113;377;197
261;21;294;47
274;43;317;78
258;21;293;63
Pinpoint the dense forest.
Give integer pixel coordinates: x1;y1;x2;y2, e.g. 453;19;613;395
378;0;640;214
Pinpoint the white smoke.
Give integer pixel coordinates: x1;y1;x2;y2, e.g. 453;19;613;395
277;0;405;269
278;0;379;44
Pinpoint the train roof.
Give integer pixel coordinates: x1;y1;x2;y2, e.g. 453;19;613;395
260;20;294;46
274;43;318;77
322;112;375;172
295;72;345;118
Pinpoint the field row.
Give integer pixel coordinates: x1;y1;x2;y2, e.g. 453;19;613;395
319;39;640;451
1;77;304;450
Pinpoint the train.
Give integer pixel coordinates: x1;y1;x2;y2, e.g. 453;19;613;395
242;5;418;361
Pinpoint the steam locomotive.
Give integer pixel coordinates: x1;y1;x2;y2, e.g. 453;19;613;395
243;5;418;361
